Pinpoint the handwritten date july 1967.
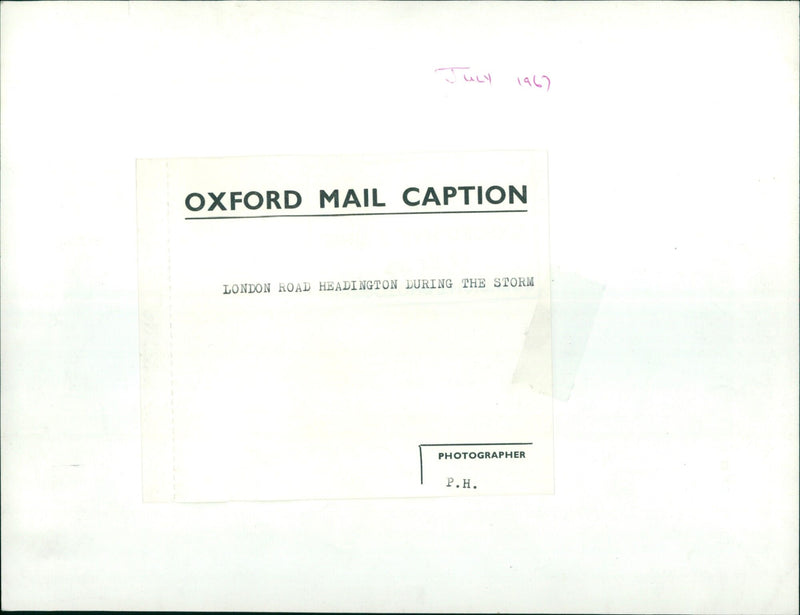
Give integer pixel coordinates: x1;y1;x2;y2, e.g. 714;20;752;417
434;66;551;91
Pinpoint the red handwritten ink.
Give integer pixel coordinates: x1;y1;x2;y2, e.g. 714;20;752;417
517;74;551;92
541;75;550;91
436;67;549;91
434;66;471;84
435;67;492;85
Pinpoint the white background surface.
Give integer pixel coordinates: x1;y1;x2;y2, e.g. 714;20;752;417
2;2;798;612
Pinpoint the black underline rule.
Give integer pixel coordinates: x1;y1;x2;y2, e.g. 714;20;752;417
185;209;529;220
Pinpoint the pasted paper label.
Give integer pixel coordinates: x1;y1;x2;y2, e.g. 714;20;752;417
137;151;553;502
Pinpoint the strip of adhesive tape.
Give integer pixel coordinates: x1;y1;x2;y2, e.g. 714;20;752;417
514;268;604;401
